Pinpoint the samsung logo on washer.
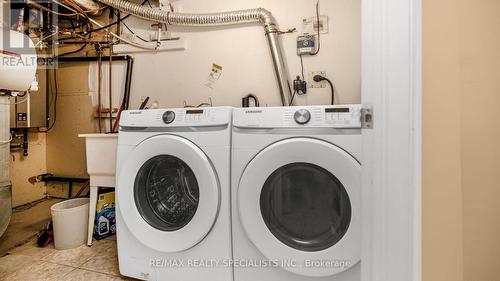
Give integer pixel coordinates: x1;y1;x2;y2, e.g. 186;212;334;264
129;111;143;115
245;110;263;114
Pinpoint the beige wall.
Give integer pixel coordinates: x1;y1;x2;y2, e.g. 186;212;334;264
124;0;361;108
422;0;464;280
45;63;96;198
9;70;49;207
10;132;47;207
460;1;500;280
10;64;98;203
423;0;500;280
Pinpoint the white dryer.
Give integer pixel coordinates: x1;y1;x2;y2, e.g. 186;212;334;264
231;105;362;281
116;107;233;281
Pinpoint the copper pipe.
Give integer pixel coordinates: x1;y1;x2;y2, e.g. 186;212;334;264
97;50;102;133
108;47;113;132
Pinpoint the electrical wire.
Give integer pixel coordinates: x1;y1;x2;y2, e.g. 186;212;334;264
46;12;96;58
55;42;89;57
299;54;305;80
323;77;335;105
53;0;158;50
39;69;58;132
311;0;321;55
184;103;212;108
77;0;150;35
48;69;59;131
112;0;152;43
119;18;150;43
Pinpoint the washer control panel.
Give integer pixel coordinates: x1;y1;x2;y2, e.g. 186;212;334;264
120;107;232;128
233;105;362;129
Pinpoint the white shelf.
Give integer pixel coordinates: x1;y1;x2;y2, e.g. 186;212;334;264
112;39;186;54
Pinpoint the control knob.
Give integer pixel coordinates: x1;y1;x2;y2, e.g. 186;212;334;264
162;111;176;124
294;109;311;125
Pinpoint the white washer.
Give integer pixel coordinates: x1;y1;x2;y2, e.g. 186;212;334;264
231;105;362;281
116;107;233;281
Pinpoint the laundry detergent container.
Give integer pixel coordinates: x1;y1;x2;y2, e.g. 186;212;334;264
51;198;90;250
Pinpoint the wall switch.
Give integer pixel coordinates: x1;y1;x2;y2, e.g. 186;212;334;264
309;71;327;88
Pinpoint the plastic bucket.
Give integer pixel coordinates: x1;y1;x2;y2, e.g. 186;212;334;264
50;198;90;250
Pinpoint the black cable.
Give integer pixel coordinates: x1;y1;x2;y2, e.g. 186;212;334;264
122;21;149;42
324;78;335;105
115;11;150;43
311;0;321;55
55;42;88;58
299;54;305;80
79;0;150;35
81;18;122;34
40;69;58;132
243;94;260;107
53;18;94;58
49;69;58;131
313;75;335;104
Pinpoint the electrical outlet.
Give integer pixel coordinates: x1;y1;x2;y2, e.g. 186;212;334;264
309;71;327;88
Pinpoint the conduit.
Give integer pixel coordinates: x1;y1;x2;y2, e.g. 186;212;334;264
94;0;292;105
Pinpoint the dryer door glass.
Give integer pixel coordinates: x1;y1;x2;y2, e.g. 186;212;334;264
260;162;351;252
134;155;200;232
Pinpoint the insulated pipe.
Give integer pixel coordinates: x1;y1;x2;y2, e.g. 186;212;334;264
94;0;292;105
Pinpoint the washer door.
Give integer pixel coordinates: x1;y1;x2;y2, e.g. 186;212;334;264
118;135;220;253
238;138;360;277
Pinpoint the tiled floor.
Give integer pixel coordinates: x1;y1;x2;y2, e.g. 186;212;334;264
0;236;135;281
0;199;61;256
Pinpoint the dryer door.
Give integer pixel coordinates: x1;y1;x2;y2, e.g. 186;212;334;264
118;135;220;253
238;138;360;277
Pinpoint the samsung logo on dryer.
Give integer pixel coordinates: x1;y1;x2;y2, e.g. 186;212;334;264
244;110;263;114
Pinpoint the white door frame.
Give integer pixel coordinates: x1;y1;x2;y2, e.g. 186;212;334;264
361;0;421;280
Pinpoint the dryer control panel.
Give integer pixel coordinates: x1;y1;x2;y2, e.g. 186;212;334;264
233;105;362;129
120;107;232;128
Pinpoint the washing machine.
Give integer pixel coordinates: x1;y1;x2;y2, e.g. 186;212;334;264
116;107;233;281
231;105;362;281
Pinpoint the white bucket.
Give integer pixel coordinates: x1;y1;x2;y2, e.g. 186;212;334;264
50;198;90;250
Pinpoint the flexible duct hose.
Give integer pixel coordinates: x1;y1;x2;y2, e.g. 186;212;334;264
94;0;292;105
96;0;275;28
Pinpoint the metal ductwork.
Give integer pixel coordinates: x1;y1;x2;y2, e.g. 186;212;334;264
94;0;292;106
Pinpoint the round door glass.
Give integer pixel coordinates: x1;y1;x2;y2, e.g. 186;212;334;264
260;163;351;252
134;155;199;231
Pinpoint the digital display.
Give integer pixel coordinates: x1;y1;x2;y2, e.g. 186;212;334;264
325;108;350;113
186;109;204;115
